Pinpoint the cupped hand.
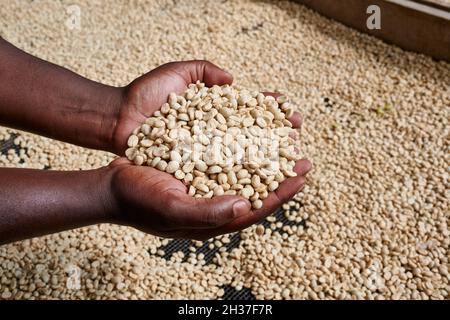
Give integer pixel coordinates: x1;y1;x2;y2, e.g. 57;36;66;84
107;156;311;240
107;60;311;239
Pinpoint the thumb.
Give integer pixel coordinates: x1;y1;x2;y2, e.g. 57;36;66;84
170;191;251;228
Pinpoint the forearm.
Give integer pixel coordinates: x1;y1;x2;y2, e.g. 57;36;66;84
0;166;114;245
0;37;122;153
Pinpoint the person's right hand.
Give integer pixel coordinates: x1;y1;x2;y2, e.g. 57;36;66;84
104;156;311;240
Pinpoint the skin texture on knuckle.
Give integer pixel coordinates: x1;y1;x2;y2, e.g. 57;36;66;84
186;60;213;86
161;60;207;85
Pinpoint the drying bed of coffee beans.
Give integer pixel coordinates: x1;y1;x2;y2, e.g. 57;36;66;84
0;0;448;300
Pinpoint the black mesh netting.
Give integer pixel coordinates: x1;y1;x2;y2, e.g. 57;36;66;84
0;133;20;155
157;207;307;300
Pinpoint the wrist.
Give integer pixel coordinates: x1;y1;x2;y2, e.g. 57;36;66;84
97;85;125;154
94;161;127;225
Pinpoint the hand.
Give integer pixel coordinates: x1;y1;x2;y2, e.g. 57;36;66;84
113;61;232;155
106;157;311;240
112;60;302;154
106;60;311;239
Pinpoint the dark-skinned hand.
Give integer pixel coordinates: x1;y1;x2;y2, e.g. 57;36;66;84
106;61;312;240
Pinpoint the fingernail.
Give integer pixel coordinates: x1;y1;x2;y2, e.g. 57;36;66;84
232;200;250;218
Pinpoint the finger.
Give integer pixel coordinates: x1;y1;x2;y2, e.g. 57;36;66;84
199;61;233;86
170;60;233;87
272;159;312;204
204;159;312;235
169;190;251;229
289;112;302;129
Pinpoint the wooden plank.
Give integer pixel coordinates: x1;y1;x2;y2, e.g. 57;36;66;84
294;0;450;61
416;0;450;11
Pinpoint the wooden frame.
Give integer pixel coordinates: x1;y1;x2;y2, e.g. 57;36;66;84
294;0;450;61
